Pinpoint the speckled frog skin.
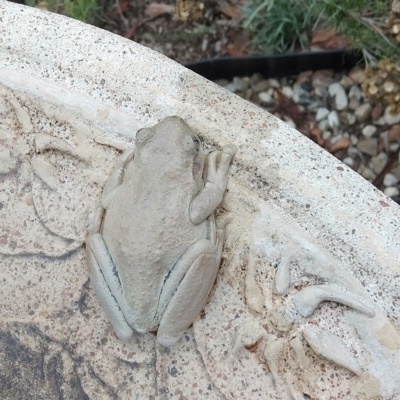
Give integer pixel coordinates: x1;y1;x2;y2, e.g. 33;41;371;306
86;116;236;346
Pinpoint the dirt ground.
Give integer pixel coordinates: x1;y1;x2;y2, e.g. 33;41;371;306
97;0;249;64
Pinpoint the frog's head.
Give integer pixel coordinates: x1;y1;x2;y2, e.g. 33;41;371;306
135;116;204;185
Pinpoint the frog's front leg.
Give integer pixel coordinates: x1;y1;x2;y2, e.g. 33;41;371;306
89;148;135;234
156;218;227;346
101;148;135;209
86;233;134;340
190;145;236;225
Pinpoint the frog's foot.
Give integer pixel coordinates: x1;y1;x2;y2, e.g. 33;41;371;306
157;222;226;346
86;233;133;340
190;145;236;225
206;144;237;194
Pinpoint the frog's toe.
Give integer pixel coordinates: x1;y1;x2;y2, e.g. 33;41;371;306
222;144;237;157
157;332;182;347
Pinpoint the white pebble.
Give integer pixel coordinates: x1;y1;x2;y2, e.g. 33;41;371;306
384;106;400;124
375;117;386;126
316;107;330;121
267;78;280;89
259;91;272;103
329;82;348;110
390;142;400;151
281;86;294;98
284;118;296;128
328;110;340;128
383;173;399;187
224;82;237;92
322;131;331;140
343;157;354;167
362;125;377;137
384;186;400;197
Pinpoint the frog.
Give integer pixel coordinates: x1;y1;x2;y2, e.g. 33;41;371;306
86;116;236;346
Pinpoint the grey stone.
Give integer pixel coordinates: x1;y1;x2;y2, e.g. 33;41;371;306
347;113;356;125
318;119;330;131
355;103;372;122
348;97;360;110
322;130;332;140
360;166;375;180
370;152;389;174
315;86;328;99
349;67;366;84
348;85;362;100
253;80;270;92
357;138;378;156
339;75;354;89
390;163;400;179
214;79;229;87
313;75;334;88
249;73;263;86
233;77;249;92
224;82;237;92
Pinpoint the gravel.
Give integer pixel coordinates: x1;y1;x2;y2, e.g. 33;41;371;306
216;67;400;203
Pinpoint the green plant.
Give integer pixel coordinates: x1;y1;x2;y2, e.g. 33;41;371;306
26;0;100;23
243;0;400;63
243;0;313;53
63;0;99;22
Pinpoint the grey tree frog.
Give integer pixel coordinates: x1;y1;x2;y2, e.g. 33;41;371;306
86;116;236;346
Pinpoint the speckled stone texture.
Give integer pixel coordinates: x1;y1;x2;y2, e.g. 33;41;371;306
1;2;400;399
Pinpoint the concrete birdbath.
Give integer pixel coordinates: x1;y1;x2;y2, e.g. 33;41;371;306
1;2;400;399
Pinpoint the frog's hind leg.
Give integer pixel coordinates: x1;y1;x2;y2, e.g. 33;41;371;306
86;233;134;340
157;218;226;347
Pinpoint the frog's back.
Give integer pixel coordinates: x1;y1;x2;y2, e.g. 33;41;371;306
103;174;208;331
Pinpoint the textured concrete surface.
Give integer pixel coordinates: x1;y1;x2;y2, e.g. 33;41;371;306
1;2;400;399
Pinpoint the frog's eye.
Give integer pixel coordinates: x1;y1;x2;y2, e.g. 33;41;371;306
136;128;154;147
180;135;196;153
193;136;201;152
